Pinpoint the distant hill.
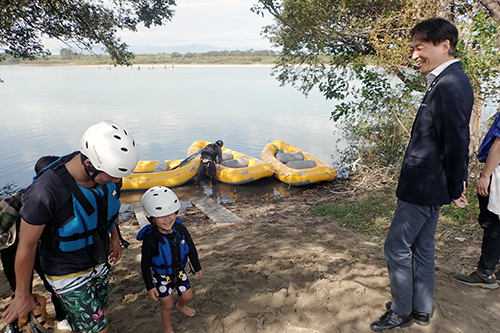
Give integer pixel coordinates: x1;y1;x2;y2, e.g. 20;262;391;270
47;44;266;55
128;44;259;54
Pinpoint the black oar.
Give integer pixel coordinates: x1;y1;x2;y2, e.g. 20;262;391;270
170;148;203;171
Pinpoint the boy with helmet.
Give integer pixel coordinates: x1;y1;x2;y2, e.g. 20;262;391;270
194;140;223;187
2;120;139;333
138;186;202;333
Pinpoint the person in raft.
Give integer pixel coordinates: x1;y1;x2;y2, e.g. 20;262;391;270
137;186;203;333
194;140;223;187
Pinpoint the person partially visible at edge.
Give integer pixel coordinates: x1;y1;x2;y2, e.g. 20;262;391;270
0;155;71;332
2;120;140;333
138;186;203;333
454;113;500;289
370;18;473;331
194;140;223;187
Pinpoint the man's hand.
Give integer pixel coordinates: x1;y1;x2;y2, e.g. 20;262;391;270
2;293;36;325
109;224;122;264
109;234;122;264
452;194;469;208
452;181;469;208
477;174;491;197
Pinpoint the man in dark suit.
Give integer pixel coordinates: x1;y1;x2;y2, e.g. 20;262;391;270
370;18;473;331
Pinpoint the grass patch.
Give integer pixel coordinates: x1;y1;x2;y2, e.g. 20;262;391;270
311;187;396;241
311;183;480;242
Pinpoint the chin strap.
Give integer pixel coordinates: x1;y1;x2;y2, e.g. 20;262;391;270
81;153;101;181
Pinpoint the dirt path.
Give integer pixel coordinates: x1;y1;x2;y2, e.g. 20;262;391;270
1;181;499;332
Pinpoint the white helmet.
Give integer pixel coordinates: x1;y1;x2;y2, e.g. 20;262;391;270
80;120;139;178
142;186;181;218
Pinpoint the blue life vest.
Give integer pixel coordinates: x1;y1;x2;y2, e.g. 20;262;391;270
37;152;121;252
56;182;120;252
137;218;190;276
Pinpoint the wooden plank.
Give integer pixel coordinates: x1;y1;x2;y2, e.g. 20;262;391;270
133;205;150;229
191;197;244;227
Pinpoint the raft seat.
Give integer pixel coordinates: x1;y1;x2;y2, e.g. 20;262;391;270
276;151;304;163
154;160;170;172
286;160;317;169
221;157;249;168
222;152;233;161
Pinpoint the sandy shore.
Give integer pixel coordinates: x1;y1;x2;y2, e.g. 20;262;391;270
1;181;499;332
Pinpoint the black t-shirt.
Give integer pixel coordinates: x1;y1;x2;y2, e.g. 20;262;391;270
21;168;119;276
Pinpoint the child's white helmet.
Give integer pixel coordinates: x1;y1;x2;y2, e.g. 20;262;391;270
142;186;181;218
80;120;139;178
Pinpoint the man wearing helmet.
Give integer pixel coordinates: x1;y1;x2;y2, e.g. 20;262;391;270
3;121;139;333
137;186;202;333
194;140;223;187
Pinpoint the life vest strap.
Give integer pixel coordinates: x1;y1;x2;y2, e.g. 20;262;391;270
52;155;95;217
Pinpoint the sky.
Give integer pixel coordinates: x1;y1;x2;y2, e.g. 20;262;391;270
44;0;275;51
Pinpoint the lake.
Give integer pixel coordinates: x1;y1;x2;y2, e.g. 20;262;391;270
0;64;344;202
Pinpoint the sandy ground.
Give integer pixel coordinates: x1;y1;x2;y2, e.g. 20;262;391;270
1;181;500;333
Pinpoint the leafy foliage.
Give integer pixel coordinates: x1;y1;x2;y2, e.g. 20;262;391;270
0;0;176;65
254;0;500;169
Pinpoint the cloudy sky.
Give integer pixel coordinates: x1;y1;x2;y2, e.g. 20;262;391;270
122;0;274;48
44;0;275;50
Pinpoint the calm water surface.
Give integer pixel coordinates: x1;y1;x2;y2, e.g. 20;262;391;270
0;65;343;202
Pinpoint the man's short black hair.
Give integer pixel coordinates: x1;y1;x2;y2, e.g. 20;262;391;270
34;155;60;174
411;18;459;55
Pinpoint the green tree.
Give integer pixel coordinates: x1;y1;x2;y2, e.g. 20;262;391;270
253;0;500;168
0;0;176;65
60;48;78;60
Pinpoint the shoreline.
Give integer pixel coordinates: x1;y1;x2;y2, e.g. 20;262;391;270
0;63;276;69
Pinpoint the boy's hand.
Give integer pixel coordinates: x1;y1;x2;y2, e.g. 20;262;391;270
148;288;159;301
195;269;204;278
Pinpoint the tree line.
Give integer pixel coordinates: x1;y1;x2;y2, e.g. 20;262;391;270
0;48;278;65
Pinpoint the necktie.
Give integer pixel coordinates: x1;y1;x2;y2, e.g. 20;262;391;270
426;74;436;89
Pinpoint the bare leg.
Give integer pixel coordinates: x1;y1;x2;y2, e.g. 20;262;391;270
176;289;195;317
159;295;175;333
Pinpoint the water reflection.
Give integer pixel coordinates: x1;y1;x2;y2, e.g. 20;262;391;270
120;177;310;205
1;65;345;190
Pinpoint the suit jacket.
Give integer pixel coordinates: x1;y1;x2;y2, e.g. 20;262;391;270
396;61;473;206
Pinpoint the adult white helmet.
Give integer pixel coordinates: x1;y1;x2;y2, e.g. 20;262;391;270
142;186;181;218
80;120;139;178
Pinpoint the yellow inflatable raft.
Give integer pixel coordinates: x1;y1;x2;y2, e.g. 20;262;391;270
121;158;199;190
261;140;337;186
188;141;274;185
